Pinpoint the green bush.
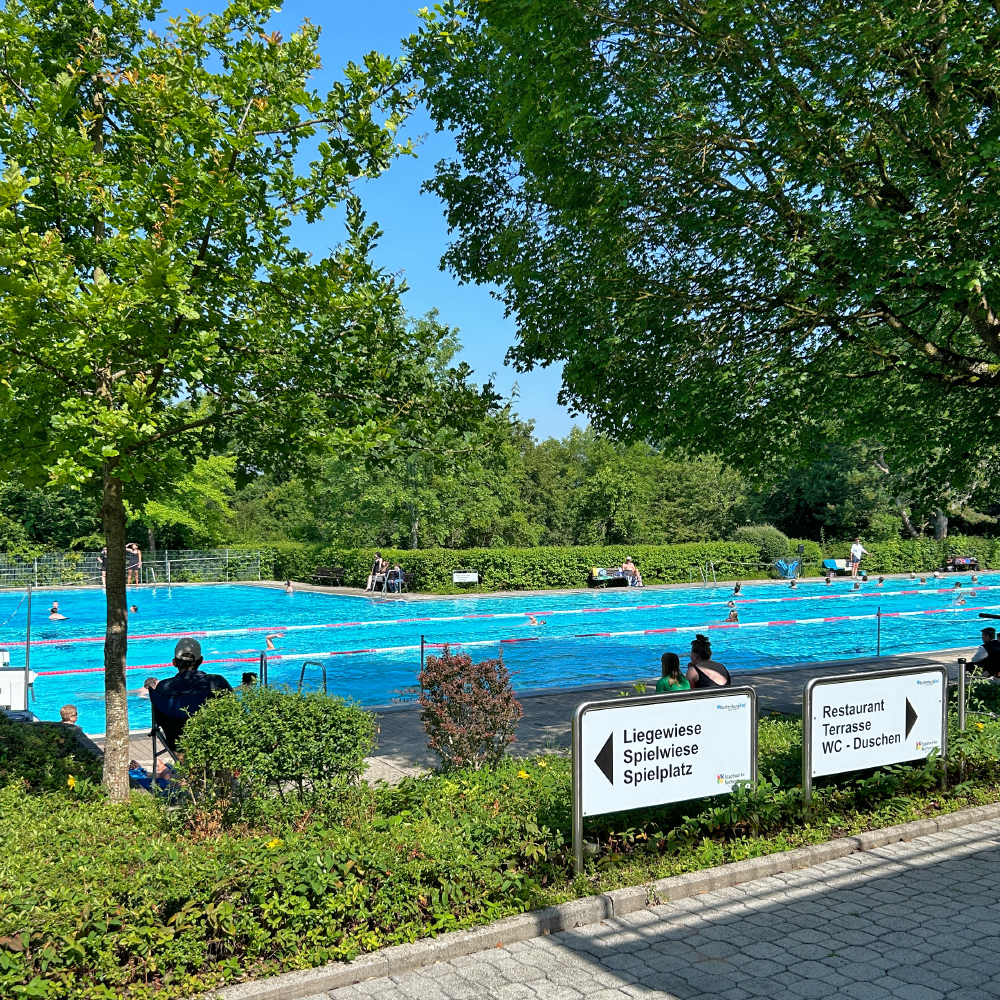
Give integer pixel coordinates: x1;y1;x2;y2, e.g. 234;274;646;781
178;687;376;822
732;524;789;563
273;541;762;591
0;714;102;793
3;712;1000;998
824;534;1000;573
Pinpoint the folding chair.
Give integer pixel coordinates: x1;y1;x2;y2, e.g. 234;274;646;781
144;687;212;788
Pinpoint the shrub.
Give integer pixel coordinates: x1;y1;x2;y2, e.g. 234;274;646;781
273;540;763;591
419;648;523;770
0;714;102;793
732;524;790;563
178;686;376;821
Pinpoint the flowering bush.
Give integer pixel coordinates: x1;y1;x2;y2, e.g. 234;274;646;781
418;647;523;770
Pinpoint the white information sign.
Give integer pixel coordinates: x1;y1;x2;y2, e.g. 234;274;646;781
573;688;756;820
804;666;947;787
452;571;479;584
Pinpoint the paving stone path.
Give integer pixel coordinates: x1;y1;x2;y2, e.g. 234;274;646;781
324;818;1000;1000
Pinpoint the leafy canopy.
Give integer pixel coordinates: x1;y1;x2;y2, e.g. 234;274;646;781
0;0;482;497
410;0;1000;486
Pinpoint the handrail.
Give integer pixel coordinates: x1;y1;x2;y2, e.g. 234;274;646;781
297;659;327;695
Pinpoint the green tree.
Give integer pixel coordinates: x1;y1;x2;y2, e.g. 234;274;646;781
0;0;484;797
410;0;1000;486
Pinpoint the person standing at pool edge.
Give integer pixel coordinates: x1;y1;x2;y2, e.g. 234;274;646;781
850;537;868;578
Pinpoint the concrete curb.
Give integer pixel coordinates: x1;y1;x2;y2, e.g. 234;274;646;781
208;800;1000;1000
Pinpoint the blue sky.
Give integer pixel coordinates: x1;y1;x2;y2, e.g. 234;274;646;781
174;1;582;440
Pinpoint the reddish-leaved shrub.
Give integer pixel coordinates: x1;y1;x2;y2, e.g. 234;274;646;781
418;647;524;770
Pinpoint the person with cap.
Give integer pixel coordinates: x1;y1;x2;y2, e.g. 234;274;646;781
155;638;233;699
971;627;1000;679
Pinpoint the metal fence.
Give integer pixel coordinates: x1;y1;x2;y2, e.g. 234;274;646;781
0;549;263;588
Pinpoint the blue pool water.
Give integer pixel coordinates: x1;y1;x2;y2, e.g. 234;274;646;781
0;577;994;734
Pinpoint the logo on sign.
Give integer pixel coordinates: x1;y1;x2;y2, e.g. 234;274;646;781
916;679;940;686
915;740;939;752
717;702;747;712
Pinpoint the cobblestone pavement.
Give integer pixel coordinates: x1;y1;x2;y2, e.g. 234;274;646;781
325;819;1000;1000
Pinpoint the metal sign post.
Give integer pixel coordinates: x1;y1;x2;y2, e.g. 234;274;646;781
958;658;967;731
572;686;758;873
876;606;882;657
802;665;948;802
24;584;31;702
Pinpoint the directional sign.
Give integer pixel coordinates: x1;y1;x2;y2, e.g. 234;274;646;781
573;687;757;822
803;666;948;792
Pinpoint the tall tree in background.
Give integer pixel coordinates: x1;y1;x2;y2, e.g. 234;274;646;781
411;0;1000;484
0;0;488;798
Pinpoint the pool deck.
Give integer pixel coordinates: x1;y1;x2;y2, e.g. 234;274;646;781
91;644;977;785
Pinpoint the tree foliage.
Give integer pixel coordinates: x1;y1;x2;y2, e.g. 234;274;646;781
410;0;1000;490
0;0;487;796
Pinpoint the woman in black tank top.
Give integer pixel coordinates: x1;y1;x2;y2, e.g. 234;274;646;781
687;633;732;688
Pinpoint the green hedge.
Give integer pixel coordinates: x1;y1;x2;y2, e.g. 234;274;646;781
825;535;1000;573
272;541;764;592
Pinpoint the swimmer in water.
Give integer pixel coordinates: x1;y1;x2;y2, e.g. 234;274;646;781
877;576;885;587
48;602;68;621
955;595;968;606
972;573;980;584
909;571;916;581
933;569;943;580
861;572;869;583
954;581;962;589
129;604;138;613
284;580;294;594
825;577;833;586
725;610;739;622
527;614;546;626
919;576;927;585
265;633;283;651
789;579;797;589
732;582;742;597
853;581;861;590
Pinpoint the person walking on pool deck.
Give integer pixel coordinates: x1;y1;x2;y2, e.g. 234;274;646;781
656;652;690;692
686;634;731;688
850;537;868;578
972;627;1000;678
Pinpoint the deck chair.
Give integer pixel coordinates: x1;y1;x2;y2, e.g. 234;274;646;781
147;686;213;782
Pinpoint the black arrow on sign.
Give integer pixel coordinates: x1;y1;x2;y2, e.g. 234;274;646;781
905;698;918;740
595;733;614;784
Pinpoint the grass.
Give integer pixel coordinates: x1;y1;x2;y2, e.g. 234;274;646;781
2;693;1000;998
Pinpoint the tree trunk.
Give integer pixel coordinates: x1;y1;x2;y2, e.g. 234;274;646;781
148;526;156;555
896;502;922;539
933;509;948;541
409;503;419;549
101;461;130;801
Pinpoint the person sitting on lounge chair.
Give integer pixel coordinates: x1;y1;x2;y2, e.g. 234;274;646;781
386;564;404;593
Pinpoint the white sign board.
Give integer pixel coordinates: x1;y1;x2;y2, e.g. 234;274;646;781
452;571;479;584
574;688;757;820
0;668;37;712
804;666;947;786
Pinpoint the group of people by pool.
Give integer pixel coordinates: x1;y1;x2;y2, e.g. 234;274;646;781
365;553;405;593
655;633;731;692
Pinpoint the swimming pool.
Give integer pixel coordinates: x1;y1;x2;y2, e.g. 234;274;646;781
0;577;993;733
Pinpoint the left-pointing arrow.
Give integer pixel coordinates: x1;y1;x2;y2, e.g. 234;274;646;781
595;733;614;784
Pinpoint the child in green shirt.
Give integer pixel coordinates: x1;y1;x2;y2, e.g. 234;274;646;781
655;651;691;692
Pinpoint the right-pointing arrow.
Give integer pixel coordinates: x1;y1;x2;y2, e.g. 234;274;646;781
905;698;918;740
594;733;614;784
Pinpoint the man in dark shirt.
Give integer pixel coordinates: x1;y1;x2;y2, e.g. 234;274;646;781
157;638;233;698
972;627;1000;679
153;638;233;750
